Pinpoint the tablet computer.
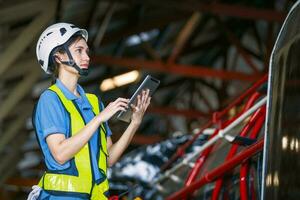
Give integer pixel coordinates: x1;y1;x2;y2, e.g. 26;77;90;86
117;75;160;123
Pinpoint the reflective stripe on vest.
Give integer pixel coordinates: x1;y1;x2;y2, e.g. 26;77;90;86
39;84;108;198
86;93;108;174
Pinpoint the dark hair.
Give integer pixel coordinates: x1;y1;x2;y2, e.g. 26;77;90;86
49;32;84;84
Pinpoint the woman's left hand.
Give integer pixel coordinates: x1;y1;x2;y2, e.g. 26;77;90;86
131;89;151;125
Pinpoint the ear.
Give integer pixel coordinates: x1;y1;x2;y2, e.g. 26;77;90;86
54;55;62;64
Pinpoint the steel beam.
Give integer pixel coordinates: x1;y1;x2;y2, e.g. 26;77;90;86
0;0;56;76
195;3;285;22
140;41;161;60
0;110;31;154
92;55;263;81
93;3;117;48
219;20;261;73
0;0;55;129
116;1;285;22
0;69;40;122
4;58;36;81
168;12;201;63
197;87;214;112
0;0;43;24
101;13;190;45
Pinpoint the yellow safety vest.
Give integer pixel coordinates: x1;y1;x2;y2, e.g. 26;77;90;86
38;84;109;200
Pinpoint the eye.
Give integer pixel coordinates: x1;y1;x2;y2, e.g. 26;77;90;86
76;48;82;53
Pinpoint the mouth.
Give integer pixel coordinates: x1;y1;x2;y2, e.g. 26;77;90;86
80;64;89;69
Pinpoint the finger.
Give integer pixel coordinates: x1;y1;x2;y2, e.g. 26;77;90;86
144;89;150;103
142;90;147;105
131;104;138;112
113;99;129;108
136;94;141;108
142;97;151;112
117;105;128;112
141;90;146;105
113;98;130;105
115;102;129;110
119;101;129;107
143;97;151;112
146;96;151;107
139;90;147;108
145;89;150;98
112;98;129;105
119;107;127;112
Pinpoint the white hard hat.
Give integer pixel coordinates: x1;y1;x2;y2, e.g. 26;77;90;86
36;22;88;74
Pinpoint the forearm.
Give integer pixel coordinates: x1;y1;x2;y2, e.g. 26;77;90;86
108;122;140;166
47;97;130;165
50;115;103;164
107;90;151;166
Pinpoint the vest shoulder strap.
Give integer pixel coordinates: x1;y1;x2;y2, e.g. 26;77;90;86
48;85;76;113
86;93;99;114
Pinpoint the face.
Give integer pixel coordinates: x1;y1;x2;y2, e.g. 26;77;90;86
57;37;90;76
69;38;90;69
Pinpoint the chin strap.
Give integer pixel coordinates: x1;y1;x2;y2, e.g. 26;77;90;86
60;45;89;76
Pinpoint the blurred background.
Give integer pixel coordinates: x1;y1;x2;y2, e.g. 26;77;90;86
0;0;296;199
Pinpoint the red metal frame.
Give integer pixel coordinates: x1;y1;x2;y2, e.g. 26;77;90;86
184;129;219;186
239;106;266;200
182;92;265;199
184;91;260;184
211;105;266;200
166;139;264;200
92;55;263;81
162;74;267;200
160;75;267;172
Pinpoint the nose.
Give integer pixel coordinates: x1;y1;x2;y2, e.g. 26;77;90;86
83;52;90;62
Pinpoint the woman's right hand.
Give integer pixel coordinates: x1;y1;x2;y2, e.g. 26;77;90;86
97;98;129;122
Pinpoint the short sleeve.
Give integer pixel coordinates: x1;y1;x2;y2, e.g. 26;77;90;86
100;101;112;137
35;90;68;140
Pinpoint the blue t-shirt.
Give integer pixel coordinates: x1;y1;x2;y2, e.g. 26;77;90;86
34;79;112;199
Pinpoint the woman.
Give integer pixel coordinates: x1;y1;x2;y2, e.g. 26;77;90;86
33;22;150;200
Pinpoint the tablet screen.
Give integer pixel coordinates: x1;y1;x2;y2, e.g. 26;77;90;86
117;75;160;123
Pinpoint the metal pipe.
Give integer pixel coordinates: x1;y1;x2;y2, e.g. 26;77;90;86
218;96;266;139
153;97;267;184
212;105;266;200
239;108;266;200
166;139;264;200
184;130;219;186
160;76;266;175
